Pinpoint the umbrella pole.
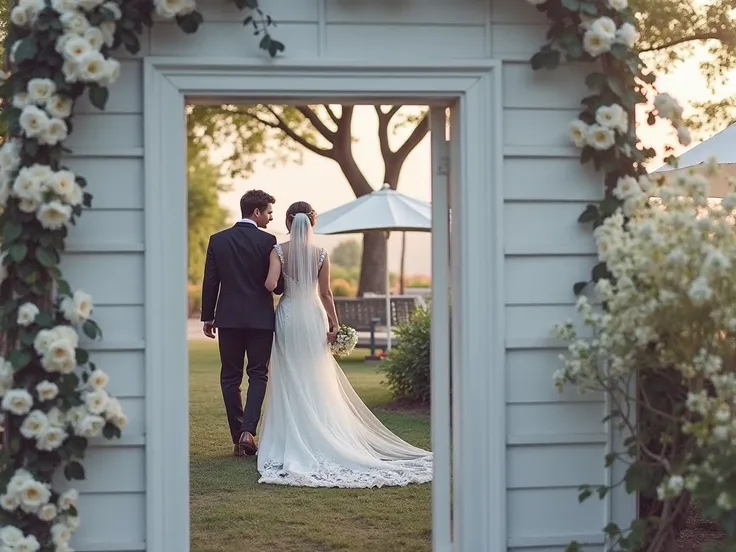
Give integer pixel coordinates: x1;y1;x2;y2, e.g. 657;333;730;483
385;231;392;352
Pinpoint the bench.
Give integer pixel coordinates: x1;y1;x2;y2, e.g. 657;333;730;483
334;296;425;361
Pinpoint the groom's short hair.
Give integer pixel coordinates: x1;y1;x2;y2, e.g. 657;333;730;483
240;190;275;218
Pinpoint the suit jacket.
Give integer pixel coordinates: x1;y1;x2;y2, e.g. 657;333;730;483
200;222;283;330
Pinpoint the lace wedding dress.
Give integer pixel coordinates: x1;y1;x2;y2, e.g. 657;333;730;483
256;214;433;488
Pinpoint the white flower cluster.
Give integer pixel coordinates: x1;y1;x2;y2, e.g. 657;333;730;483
552;163;736;512
0;469;80;551
0;140;84;226
34;325;81;375
67;369;128;437
329;324;359;358
154;0;197;19
569;103;628;151
654;93;691;147
582;16;639;57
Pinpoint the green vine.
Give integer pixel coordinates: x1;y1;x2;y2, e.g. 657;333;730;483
0;0;281;548
530;1;709;551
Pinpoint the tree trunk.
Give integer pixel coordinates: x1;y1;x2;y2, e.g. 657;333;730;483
358;231;387;295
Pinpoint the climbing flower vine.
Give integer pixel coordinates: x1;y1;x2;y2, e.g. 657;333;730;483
531;0;736;551
0;0;281;549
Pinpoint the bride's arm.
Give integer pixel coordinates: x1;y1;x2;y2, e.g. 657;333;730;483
317;253;339;331
264;248;282;292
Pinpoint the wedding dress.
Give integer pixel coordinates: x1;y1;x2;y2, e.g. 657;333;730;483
256;214;433;488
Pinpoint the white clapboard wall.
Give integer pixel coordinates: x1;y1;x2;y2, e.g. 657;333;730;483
62;0;630;550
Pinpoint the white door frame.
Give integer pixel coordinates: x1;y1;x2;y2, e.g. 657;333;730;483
143;57;505;552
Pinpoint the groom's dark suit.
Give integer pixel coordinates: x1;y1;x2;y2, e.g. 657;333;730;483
201;221;283;444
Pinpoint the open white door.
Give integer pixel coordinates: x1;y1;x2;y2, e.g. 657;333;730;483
429;106;453;552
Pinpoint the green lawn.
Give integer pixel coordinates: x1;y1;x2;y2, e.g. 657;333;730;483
189;340;432;552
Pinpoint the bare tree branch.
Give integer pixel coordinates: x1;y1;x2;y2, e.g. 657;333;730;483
324;105;341;126
375;106;393;161
296;106;336;142
640;30;732;52
394;113;429;167
253;106;334;159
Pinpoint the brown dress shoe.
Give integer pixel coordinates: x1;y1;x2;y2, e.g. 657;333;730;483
236;431;257;457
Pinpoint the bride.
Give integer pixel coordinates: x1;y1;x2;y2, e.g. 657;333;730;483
256;201;433;488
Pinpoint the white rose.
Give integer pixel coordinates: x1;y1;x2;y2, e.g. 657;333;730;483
111;411;128;429
20;409;49;439
17;302;39;327
60;11;90;34
57;489;78;511
595;104;628;133
37;425;67;450
18;479;51;512
615;22;639;49
1;389;34;416
26;163;53;185
10;6;31;27
15;535;40;552
18;198;40;214
61;290;94;324
589;17;617;40
38;503;58;521
62;36;91;63
41;339;77;374
0;359;14;392
51;523;72;545
11;170;43;201
100;20;116;47
0;493;20;512
0;176;9;208
78;0;104;9
75;414;105;437
54;325;80;349
568;119;589;148
51;0;79;12
47;407;65;426
0;140;21;172
0;526;23;546
45;95;73;119
102;1;122;19
34;329;57;354
89;369;109;390
27;78;56;104
7;469;33;494
582;29;613;57
85;388;109;415
66;182;84;206
156;0;196;18
39;118;69;146
100;57;121;86
587;124;616;150
79;52;107;82
13;92;32;109
19;105;50;138
37;200;73;230
66;515;80;531
36;380;59;401
607;0;628;9
49;170;77;201
84;26;105;51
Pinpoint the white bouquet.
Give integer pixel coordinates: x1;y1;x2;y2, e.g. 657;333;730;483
329;324;358;358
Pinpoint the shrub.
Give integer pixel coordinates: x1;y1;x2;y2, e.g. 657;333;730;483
381;305;431;404
332;278;357;297
187;284;201;318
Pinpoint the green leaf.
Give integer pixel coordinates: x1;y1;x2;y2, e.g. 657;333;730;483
8;349;31;370
565;542;582;552
13;37;38;64
103;423;122;440
268;40;285;57
577;484;592;502
3;220;23;243
83;320;101;340
624;462;651;494
176;11;203;34
88;84;109;111
35;247;59;267
561;0;582;10
8;243;27;262
591;262;611;283
56;279;72;296
597;486;609;499
577;204;599;224
75;348;89;366
603;521;620;537
64;461;85;480
573;281;588;296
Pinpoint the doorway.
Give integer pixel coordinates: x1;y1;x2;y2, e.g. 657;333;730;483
143;59;504;552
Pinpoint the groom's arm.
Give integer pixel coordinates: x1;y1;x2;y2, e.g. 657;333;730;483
201;237;220;322
269;236;285;296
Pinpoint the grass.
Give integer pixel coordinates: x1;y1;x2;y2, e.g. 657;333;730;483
189;340;432;552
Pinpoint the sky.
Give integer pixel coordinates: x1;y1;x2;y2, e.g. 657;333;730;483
208;50;735;277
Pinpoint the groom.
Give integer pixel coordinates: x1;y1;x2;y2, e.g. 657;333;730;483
200;189;283;457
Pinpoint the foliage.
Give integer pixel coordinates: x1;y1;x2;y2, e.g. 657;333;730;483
187;145;230;285
0;0;279;547
330;239;361;270
381;305;431;404
331;278;357;298
530;0;735;550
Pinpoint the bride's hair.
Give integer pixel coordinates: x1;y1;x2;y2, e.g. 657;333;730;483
285;201;316;230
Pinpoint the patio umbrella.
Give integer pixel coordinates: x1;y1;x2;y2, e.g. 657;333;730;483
314;183;432;350
653;123;736;197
